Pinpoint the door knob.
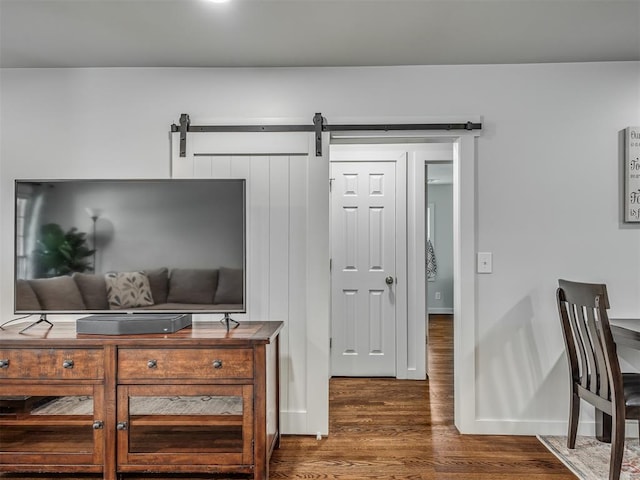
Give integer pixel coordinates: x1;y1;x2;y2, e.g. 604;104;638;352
385;276;394;285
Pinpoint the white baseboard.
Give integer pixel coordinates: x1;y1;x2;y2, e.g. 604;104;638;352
428;307;454;314
463;418;640;437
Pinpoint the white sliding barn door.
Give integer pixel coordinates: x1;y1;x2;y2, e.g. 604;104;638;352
170;129;330;436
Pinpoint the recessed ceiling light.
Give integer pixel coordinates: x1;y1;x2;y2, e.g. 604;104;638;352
206;0;230;3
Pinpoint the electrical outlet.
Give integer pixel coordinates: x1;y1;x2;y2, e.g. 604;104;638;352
435;292;441;300
477;252;493;273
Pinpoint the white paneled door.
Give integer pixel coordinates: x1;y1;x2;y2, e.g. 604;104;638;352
330;161;397;376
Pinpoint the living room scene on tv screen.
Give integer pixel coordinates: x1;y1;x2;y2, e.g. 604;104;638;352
14;179;246;315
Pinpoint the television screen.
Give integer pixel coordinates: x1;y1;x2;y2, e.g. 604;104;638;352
14;179;246;315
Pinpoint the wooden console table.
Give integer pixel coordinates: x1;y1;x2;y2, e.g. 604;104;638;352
0;320;282;480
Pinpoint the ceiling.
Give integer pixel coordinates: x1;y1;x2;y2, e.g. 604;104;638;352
1;0;638;68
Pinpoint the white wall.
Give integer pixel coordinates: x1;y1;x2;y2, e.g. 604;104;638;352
1;62;639;435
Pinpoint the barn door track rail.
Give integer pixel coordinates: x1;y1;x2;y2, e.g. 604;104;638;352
171;113;482;157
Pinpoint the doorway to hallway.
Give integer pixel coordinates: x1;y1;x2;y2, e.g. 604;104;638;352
328;131;479;433
425;161;454;376
329;142;455;380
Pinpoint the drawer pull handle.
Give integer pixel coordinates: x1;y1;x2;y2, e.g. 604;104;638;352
62;359;74;369
212;359;223;369
93;420;104;430
147;359;157;369
116;422;128;431
0;359;9;369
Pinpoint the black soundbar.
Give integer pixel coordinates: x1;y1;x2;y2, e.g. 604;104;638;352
76;313;192;335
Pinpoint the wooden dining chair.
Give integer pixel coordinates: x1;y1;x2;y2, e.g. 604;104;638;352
557;279;640;480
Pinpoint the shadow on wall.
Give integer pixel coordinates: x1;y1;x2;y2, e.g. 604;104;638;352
475;291;569;430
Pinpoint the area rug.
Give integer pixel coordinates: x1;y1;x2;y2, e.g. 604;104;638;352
538;435;640;479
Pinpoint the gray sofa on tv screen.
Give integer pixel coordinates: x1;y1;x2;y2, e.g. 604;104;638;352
16;267;243;312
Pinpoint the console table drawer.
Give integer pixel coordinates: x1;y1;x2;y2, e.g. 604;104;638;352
118;348;253;380
0;348;104;380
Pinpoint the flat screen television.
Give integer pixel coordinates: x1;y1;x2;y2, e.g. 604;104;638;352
14;179;246;318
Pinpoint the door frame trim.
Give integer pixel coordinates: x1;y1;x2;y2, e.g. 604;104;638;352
329;128;479;433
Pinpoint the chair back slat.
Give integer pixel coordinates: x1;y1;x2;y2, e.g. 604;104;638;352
564;301;591;388
586;305;609;398
557;287;581;385
557;279;613;403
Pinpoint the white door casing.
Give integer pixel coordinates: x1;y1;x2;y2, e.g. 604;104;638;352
330;161;397;376
170;129;330;436
330;133;479;434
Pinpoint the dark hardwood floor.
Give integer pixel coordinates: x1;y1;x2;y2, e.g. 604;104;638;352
0;314;575;479
269;314;576;479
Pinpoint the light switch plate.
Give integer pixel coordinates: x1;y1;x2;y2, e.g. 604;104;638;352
477;252;492;273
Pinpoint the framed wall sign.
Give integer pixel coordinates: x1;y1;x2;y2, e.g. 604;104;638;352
625;126;640;223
